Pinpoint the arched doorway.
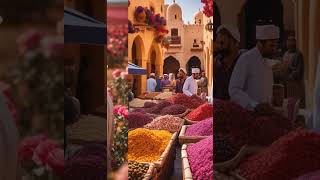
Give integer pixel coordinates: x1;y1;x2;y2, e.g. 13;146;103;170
163;56;180;76
186;56;201;76
238;0;284;49
131;35;144;96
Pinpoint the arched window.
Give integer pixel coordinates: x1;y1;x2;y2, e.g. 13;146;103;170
199;19;201;24
171;28;178;36
175;15;177;19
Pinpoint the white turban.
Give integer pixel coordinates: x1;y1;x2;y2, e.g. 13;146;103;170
217;24;240;42
192;68;200;74
179;68;187;74
256;25;280;40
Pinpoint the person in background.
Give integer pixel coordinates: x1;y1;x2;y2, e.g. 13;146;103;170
155;75;162;92
284;34;305;108
161;74;171;90
146;73;157;92
183;68;200;97
213;25;241;100
229;25;280;113
200;71;208;95
176;68;187;93
169;73;176;92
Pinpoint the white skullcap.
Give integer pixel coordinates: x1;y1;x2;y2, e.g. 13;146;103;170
192;68;200;73
164;74;168;77
217;24;240;42
256;25;280;40
179;68;187;74
150;73;155;77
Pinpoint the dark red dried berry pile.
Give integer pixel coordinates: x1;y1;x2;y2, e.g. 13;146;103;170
168;93;205;109
128;112;153;129
239;129;320;180
160;104;187;115
143;102;157;108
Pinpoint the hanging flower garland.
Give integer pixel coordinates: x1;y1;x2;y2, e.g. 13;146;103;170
201;0;213;17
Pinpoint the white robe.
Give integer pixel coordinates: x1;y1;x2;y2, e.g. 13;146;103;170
0;93;19;180
313;59;320;132
183;76;198;97
229;47;273;110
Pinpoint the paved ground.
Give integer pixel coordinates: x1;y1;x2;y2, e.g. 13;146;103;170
170;145;183;180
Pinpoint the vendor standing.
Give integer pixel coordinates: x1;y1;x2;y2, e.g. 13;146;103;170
176;68;187;93
213;25;241;100
229;25;280;113
183;68;200;97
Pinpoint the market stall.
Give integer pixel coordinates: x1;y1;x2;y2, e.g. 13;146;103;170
128;93;214;179
64;7;106;45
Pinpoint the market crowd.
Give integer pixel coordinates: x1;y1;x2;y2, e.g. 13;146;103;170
144;68;209;98
213;23;319;132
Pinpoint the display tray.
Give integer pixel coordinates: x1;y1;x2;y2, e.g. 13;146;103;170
184;118;199;125
178;125;209;145
181;144;193;180
215;146;264;174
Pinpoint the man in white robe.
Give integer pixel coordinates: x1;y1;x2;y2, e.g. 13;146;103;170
229;25;280;112
183;68;200;97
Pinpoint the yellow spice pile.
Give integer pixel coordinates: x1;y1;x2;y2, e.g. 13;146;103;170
128;128;172;163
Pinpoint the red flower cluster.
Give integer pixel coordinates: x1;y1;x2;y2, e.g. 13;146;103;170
186;103;213;121
201;0;213;17
19;135;64;176
114;105;128;119
239;129;320;180
106;24;128;57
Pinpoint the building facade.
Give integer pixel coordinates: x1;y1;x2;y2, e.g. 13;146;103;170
128;0;166;95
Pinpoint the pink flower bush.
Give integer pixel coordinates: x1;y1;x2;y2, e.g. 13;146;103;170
120;71;128;80
113;105;128;119
18;135;48;161
112;69;122;78
16;30;44;55
40;36;63;58
46;148;64;177
32;139;59;166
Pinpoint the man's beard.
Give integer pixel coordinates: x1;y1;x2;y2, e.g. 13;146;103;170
214;48;230;62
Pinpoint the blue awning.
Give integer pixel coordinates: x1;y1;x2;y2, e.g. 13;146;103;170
64;8;106;45
128;63;147;75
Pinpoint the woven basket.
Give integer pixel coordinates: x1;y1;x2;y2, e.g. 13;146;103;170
229;171;247;180
178;125;209;145
181;144;193;180
142;163;157;180
184;118;199;125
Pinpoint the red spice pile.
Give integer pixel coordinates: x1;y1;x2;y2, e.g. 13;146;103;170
239;129;320;180
214;99;291;147
168;93;205;109
186;103;213;121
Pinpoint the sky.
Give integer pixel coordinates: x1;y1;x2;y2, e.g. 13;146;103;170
165;0;204;24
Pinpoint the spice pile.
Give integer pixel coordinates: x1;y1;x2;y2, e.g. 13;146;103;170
128;128;172;163
168;93;205;109
214;99;291;147
154;92;174;100
160;104;187;115
68;115;106;143
293;170;320;180
214;135;238;163
187;136;213;180
142;101;172;114
65;144;107;179
144;115;184;132
129;98;154;108
128;112;153;129
186;103;213;121
239;129;320;180
185;117;213;136
128;161;150;180
144;102;157;108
